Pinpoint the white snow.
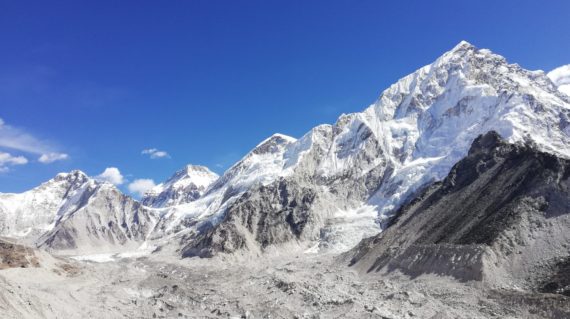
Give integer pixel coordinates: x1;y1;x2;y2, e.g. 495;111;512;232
70;242;156;262
70;253;116;263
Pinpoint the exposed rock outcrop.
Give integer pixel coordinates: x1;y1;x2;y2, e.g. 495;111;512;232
182;179;321;257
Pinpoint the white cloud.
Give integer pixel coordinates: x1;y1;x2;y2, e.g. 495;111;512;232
548;64;570;95
128;179;156;197
548;65;570;86
0;151;28;172
142;148;170;159
0;152;28;165
151;151;169;158
141;148;157;154
95;167;125;185
38;152;69;163
0;118;69;163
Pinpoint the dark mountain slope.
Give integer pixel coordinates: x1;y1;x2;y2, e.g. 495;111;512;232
349;131;570;297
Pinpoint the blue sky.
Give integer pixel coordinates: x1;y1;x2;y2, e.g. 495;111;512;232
0;0;569;194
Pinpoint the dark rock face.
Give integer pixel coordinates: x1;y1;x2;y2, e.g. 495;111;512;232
348;131;570;293
182;179;319;257
400;131;556;247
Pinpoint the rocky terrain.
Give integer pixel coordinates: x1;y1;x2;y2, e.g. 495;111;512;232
1;251;569;319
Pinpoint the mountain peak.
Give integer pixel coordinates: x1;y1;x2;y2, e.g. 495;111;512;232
167;164;218;188
141;164;219;208
437;40;490;67
182;164;214;175
450;40;475;52
53;170;89;183
253;133;296;155
256;133;296;146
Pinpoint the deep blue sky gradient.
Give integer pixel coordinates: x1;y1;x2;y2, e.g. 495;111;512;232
1;0;569;192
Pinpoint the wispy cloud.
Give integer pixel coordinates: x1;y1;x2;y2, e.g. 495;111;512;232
0;151;28;172
95;167;125;185
128;179;156;197
141;148;170;159
0;117;69;163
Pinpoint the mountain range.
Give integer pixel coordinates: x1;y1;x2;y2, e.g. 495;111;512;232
1;41;569;261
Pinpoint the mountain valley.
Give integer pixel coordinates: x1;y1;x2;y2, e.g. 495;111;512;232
1;41;570;318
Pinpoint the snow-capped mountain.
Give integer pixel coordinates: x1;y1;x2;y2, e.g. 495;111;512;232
1;41;569;258
0;170;91;239
149;133;299;237
177;40;570;256
0;170;157;253
359;41;570;219
142;165;219;208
